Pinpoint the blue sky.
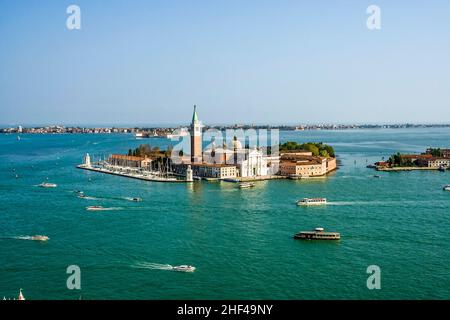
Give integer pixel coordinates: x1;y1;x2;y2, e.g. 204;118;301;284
1;0;450;126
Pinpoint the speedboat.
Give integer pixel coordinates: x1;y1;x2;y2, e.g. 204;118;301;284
30;235;49;241
443;185;450;191
297;198;327;206
439;166;446;172
239;182;255;189
172;265;196;273
130;197;142;202
86;206;107;211
38;182;58;188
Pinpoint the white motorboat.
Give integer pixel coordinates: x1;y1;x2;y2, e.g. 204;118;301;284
297;198;327;206
86;206;108;211
38;182;58;188
443;185;450;191
30;235;49;241
125;197;142;202
172;265;196;273
239;182;255;189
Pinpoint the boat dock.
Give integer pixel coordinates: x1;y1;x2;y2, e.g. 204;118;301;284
76;165;187;183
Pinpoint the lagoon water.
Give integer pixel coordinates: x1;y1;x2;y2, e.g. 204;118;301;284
0;128;449;299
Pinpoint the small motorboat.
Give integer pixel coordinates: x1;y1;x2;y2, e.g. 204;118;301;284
373;175;381;178
172;265;196;273
86;206;107;211
30;235;49;241
128;197;142;202
239;182;255;189
438;166;447;172
38;182;58;188
443;185;450;191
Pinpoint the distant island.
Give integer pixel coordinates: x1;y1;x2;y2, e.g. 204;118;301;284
2;123;450;135
372;148;450;171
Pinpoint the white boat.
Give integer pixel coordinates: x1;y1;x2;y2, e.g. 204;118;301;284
297;198;327;206
443;185;450;191
38;182;58;188
239;182;255;189
86;206;108;211
18;289;25;301
172;265;196;273
30;235;49;241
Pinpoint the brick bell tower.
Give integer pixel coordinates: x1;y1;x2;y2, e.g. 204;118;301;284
190;105;203;163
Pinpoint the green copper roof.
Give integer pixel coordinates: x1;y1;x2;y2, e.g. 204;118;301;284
192;105;199;122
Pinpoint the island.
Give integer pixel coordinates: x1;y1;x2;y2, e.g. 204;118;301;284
372;148;450;171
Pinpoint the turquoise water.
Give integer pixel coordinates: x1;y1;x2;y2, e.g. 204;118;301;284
0;128;449;300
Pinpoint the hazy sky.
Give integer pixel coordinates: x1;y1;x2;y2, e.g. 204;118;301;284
1;0;450;125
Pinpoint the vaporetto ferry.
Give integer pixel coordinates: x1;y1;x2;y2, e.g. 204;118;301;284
296;198;327;206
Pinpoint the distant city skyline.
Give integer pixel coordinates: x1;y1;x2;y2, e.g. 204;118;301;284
1;1;450;125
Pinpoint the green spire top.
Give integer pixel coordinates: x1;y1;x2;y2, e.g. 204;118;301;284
192;105;199;123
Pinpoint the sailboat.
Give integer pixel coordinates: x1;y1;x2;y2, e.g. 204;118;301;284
18;289;25;300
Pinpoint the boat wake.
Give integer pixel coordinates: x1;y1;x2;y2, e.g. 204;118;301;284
10;235;49;241
78;196;100;200
132;262;196;272
327;200;450;206
327;201;387;206
132;262;174;271
14;236;34;240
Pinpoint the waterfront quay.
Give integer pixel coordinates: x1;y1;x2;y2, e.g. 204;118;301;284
76;164;186;183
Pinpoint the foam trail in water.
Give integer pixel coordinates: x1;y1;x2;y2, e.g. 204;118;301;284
327;201;386;206
132;262;174;271
13;236;33;240
79;196;101;200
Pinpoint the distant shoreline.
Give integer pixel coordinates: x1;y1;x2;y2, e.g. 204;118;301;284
2;124;450;135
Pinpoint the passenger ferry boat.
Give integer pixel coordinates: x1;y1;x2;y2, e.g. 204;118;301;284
294;227;340;240
443;185;450;191
297;198;327;206
239;182;255;189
